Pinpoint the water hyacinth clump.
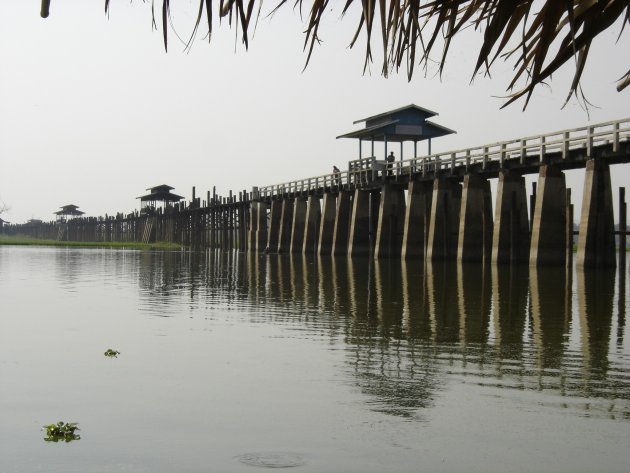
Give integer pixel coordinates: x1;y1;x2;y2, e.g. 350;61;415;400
104;349;120;358
43;422;80;443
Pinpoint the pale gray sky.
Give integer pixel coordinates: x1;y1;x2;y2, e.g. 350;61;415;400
1;1;629;223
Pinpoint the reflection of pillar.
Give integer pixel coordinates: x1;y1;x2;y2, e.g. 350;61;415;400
425;262;459;343
576;160;616;268
375;184;406;259
347;258;373;319
577;268;615;378
402;180;433;259
457;264;490;352
290;198;307;253
303;195;321;254
332;191;351;255
348;189;371;257
426;178;462;261
374;260;404;329
318;193;336;255
491;264;529;359
277;199;294;253
492;170;529;264
457;175;493;263
266;200;282;252
401;260;430;338
529;267;568;370
530;165;567;266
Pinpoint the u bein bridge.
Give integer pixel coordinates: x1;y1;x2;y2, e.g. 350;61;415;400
4;106;630;269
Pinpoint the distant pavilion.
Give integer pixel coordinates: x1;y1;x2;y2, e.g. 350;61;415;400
137;185;183;214
337;104;455;159
54;204;84;222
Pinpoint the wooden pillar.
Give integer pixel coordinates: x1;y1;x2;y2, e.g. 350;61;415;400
426;177;462;261
491;170;530;264
402;180;433;260
318;193;336;255
374;184;406;259
577;160;616;268
277;199;294;253
303;195;321;254
529;165;567;266
620;187;627;270
457;174;492;263
290;198;307;253
348;189;371;257
331;190;351;256
266;200;282;252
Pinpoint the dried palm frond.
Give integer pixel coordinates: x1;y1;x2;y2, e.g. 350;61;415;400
42;0;630;109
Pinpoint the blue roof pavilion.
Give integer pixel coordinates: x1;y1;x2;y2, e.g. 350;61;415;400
337;104;455;158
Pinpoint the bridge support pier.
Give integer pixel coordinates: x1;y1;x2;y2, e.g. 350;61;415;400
348;189;371;257
426;177;462;261
290;198;307;253
375;184;406;259
402;180;433;260
318;193;336;255
266;200;282;252
577;159;616;268
248;202;268;252
529;165;567;266
277;199;294;253
303;195;321;254
332;190;351;255
457;175;493;263
491;170;530;264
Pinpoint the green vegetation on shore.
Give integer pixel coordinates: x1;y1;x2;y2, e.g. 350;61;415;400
0;235;183;250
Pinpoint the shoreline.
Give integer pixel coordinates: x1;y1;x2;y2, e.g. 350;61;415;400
0;235;184;251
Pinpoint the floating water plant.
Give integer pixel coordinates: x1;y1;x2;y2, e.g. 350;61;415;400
104;349;120;358
43;422;80;443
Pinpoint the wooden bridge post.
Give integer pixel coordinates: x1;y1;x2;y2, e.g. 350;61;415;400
266;200;282;252
529;165;567;266
402;180;433;260
577;160;616;268
331;190;351;256
457;174;493;263
277;199;294;253
318;193;336;255
491;170;530;264
248;201;268;252
620;187;627;270
348;189;371;257
303;195;321;254
426;177;462;261
374;184;406;259
290;198;308;253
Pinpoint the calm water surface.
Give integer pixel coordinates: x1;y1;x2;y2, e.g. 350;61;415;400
1;246;629;472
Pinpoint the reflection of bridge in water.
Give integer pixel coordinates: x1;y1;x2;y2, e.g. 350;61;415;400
136;251;630;420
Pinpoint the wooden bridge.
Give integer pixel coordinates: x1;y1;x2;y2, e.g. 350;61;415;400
250;116;630;269
4;114;630;269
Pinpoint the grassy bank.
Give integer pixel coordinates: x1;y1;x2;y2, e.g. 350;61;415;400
0;235;184;250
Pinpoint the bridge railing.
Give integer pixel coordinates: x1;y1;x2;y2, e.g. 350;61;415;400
390;117;630;177
256;169;351;199
255;117;630;199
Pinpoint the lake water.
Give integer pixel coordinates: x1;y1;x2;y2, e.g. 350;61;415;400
1;246;629;473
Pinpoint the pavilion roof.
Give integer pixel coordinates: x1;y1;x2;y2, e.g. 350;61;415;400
337;104;455;142
137;184;183;203
54;205;84;216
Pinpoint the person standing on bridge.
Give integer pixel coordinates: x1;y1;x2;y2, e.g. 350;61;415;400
386;151;395;176
333;165;341;187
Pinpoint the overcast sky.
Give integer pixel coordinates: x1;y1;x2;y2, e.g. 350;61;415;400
1;1;629;223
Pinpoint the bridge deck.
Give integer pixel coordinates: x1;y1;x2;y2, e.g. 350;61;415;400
256;118;630;201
